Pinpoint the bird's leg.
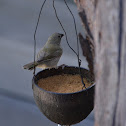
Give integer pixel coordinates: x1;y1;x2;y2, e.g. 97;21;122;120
58;124;71;126
58;64;68;69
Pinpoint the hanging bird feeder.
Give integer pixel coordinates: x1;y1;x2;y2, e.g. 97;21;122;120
32;66;95;125
31;0;95;125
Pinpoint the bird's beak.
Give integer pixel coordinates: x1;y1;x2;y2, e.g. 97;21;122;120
61;34;64;37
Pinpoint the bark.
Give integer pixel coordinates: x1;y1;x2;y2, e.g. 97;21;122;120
75;0;126;126
79;33;94;75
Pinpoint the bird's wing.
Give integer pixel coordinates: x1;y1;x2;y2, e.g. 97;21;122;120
36;47;62;63
36;47;47;62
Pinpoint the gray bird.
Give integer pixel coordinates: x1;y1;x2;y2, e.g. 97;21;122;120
23;33;64;70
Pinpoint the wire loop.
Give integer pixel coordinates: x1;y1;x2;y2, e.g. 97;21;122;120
33;0;47;76
53;0;86;89
33;0;87;89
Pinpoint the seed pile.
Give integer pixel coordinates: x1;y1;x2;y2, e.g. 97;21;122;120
38;74;93;93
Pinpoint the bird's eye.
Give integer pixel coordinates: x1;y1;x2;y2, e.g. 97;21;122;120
58;35;61;38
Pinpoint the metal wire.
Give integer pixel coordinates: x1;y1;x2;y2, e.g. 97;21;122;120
53;0;86;89
63;0;87;89
63;0;80;59
33;0;47;76
33;0;87;90
53;0;78;56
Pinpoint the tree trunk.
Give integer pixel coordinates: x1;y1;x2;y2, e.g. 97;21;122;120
75;0;126;126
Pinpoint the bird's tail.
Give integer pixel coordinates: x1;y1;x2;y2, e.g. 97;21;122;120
23;62;38;70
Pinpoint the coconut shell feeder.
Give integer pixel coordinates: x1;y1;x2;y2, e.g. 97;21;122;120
32;0;95;126
32;66;95;125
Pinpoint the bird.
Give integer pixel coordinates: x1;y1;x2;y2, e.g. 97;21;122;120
23;33;64;70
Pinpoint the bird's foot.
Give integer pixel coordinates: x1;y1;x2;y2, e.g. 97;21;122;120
59;64;67;69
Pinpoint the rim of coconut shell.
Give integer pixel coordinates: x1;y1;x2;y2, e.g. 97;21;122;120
32;65;95;95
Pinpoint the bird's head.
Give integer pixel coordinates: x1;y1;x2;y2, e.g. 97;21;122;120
47;33;64;45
